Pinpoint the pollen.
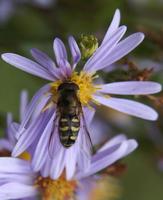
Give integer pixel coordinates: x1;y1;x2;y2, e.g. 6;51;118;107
50;71;100;106
35;176;77;200
50;80;62;103
71;71;99;105
18;151;31;161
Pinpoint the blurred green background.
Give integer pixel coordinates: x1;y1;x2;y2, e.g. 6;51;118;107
0;0;163;200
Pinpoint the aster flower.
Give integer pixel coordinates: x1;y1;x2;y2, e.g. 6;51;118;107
0;90;28;156
1;9;161;179
0;134;137;200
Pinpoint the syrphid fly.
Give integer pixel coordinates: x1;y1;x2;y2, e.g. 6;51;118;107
57;82;82;148
47;80;93;157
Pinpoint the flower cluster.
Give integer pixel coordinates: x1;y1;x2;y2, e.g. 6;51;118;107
0;9;162;200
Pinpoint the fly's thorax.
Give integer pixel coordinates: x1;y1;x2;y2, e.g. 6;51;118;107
57;82;81;116
50;72;100;108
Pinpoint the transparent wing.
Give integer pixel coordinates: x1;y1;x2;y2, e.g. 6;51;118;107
48;115;61;159
81;113;94;154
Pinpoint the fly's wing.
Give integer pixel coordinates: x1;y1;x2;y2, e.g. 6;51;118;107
48;115;61;159
76;114;94;171
81;113;94;155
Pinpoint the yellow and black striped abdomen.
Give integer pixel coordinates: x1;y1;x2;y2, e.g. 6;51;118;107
59;116;80;148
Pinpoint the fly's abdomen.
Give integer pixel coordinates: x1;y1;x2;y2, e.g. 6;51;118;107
59;116;80;148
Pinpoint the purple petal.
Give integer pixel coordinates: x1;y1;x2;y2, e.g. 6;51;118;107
53;38;68;66
0;158;32;174
101;9;121;44
68;36;81;68
93;32;144;71
65;146;78;180
41;157;52;178
9;122;20;142
123;139;138;157
30;48;61;79
0;173;34;185
89;117;110;145
99;81;162;95
82;106;95;128
6;112;15;144
17;84;50;138
1;53;54;81
32;112;56;171
20;90;28;122
58;58;72;78
77;139;138;179
31;94;52;121
76;124;91;172
84;26;127;72
98;134;127;152
93;95;158;121
0;139;13;151
12;110;52;157
50;148;66;179
6;112;13;129
0;182;37;199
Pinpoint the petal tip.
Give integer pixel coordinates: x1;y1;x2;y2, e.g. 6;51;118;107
115;8;121;17
1;53;9;61
137;32;145;42
129;139;139;150
148;111;159;121
11;150;18;157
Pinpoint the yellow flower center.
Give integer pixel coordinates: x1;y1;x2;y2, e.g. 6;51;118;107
50;71;99;106
35;176;77;200
18;151;31;161
90;176;121;200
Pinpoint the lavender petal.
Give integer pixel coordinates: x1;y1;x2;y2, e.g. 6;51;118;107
98;134;127;152
32;112;56;172
93;95;158;121
17;84;50;138
1;53;54;81
84;26;127;72
58;58;72;78
20;90;28;122
53;38;68;66
99;81;162;95
0;158;32;174
101;9;121;44
0;139;13;151
50;147;66;180
94;32;144;71
65;146;78;180
82;106;95;128
12;111;50;157
6;112;15;144
77;139;138;179
30;48;61;79
68;36;81;68
0;182;37;199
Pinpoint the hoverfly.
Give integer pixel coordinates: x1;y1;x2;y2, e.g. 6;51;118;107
46;81;94;157
46;81;93;158
57;82;82;148
55;81;93;150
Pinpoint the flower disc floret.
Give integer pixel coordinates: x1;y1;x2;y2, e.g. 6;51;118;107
50;71;99;106
35;176;77;200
